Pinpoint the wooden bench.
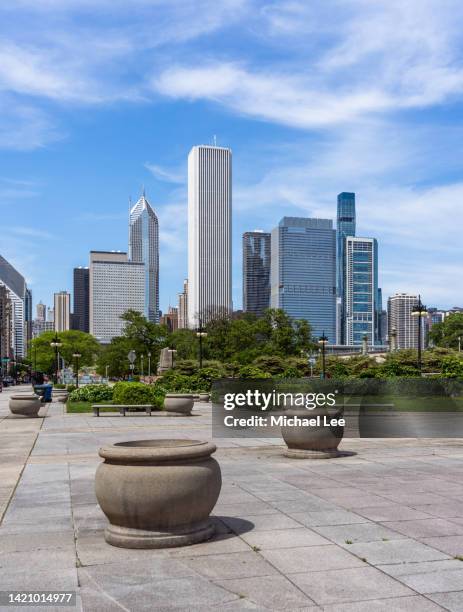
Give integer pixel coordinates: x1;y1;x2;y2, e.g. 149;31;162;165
92;404;153;417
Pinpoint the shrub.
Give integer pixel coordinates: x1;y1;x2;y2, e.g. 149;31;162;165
66;384;76;393
54;383;66;389
112;382;163;408
237;365;271;379
441;356;463;378
69;384;114;402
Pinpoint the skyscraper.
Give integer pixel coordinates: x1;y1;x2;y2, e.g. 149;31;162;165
73;267;89;332
129;194;159;323
36;301;46;322
344;237;378;345
270;217;336;342
0;285;12;361
0;255;25;358
89;251;145;343
24;287;33;349
243;231;271;316
188;145;232;326
337;192;356;344
54;291;71;332
178;279;188;329
387;293;426;349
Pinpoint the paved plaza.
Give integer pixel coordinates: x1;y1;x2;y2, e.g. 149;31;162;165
1;386;463;611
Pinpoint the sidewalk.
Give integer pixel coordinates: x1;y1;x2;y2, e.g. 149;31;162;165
1;386;463;610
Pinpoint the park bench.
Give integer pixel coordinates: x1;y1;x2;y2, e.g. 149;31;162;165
92;404;153;417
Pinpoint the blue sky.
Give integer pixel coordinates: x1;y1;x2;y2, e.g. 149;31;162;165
1;0;463;313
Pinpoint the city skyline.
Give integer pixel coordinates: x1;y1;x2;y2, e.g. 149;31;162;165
1;2;462;312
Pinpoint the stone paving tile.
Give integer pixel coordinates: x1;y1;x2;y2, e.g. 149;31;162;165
353;504;433;522
345;539;450;565
260;544;365;574
289;509;369;527
322;595;445;611
291;566;415;605
427;591;463;611
0;548;77;571
0;531;75;554
213;500;279;516
240;527;331;550
0;567;78;591
221;513;303;533
378;558;463;577
308;488;397;509
421;535;463;557
214;574;318;609
412;503;463;519
78;564;240;610
389;567;463;594
180;550;279;580
312;522;406;545
382;518;463;539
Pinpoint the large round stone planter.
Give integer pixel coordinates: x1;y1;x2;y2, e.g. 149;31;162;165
281;407;344;459
9;394;41;417
164;394;194;415
95;439;222;549
199;393;210;403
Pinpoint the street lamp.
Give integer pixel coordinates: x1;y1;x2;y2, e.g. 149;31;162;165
50;333;62;384
411;295;427;373
148;351;151;378
196;320;207;370
72;352;81;388
318;332;328;380
141;354;144;378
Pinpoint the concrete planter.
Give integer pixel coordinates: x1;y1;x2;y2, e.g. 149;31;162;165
281;407;344;459
164;393;194;415
199;393;210;402
9;394;41;417
95;439;222;549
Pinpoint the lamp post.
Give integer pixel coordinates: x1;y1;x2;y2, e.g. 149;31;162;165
141;354;144;378
196;320;207;370
411;295;427;373
148;352;151;378
72;352;81;388
50;333;62;384
318;332;328;380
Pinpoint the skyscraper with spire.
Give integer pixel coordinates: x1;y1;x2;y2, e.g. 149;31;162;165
129;192;160;323
337;192;356;344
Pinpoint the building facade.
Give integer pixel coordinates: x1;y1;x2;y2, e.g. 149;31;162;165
188;145;232;326
129;194;159;323
336;192;356;344
160;306;179;332
387;293;426;349
178;279;188;329
270;217;336;342
73;267;89;332
243;231;271;316
36;301;46;322
344;237;379;346
89;251;145;343
54;291;71;332
0;285;12;362
0;255;26;358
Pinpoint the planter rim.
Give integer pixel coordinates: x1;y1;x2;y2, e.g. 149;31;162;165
10;394;40;400
99;438;216;462
165;393;194;398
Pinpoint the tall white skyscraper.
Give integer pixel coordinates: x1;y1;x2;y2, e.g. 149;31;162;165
129;193;159;323
188;145;232;326
54;291;71;332
89;251;145;343
387;293;426;349
178;278;189;329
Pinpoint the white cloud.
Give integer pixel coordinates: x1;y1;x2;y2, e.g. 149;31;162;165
145;163;185;184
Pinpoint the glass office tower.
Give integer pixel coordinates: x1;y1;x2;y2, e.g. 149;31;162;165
129;194;159;323
345;237;378;345
337;192;356;344
270;217;336;342
243;231;271;316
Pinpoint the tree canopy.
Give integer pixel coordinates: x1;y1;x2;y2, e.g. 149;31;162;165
30;330;101;374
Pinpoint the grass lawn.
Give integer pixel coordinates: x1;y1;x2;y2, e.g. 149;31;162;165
67;401;114;413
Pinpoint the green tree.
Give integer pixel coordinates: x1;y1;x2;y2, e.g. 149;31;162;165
120;310;169;362
30;330;100;374
429;313;463;349
96;336;133;378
